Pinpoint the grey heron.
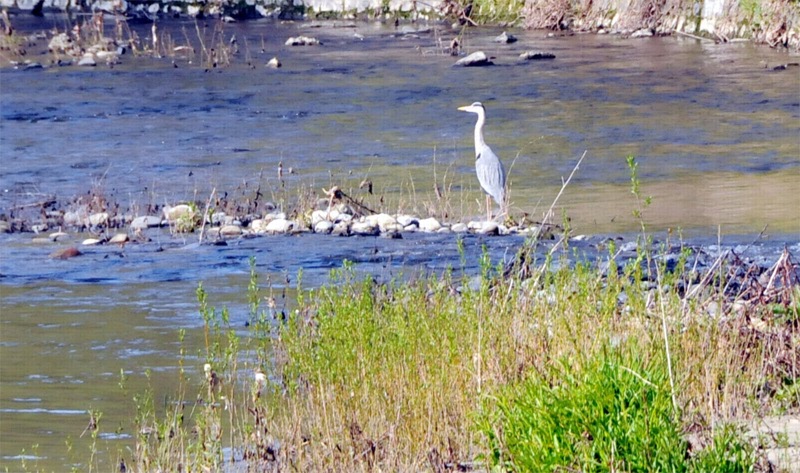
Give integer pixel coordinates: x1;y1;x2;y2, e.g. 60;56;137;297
458;102;506;221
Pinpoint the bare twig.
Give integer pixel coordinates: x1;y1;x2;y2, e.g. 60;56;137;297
198;187;216;245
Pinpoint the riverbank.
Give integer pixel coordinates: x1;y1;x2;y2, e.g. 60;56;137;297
30;238;797;472
1;0;798;49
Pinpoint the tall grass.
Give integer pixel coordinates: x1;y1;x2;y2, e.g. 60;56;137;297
109;242;793;471
37;157;797;472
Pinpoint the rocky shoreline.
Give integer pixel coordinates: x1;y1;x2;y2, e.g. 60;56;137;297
1;0;798;50
1;186;554;251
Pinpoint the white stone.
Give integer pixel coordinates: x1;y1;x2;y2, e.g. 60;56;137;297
82;238;102;245
451;223;468;233
477;222;499;235
285;36;321;46
63;210;85;226
467;221;483;231
131;215;162;230
351;221;379;236
89;212;108;227
108;233;129;244
419;217;441;233
164;204;193;222
365;213;397;232
49;231;69;241
250;219;267;234
311;210;330;226
381;223;404;234
219;224;242;236
78;54;97;67
314;220;334;234
264;211;286;222
396;215;418;227
265;218;292;234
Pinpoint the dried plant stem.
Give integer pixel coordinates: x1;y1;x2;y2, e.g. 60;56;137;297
198;187;216;245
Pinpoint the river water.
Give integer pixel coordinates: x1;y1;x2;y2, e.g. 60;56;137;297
0;16;798;470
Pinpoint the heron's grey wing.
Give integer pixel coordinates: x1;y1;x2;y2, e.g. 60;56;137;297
476;147;506;205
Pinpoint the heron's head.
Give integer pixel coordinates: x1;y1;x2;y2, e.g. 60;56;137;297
458;102;485;114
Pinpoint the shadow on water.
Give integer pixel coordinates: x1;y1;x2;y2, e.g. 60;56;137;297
0;17;798;470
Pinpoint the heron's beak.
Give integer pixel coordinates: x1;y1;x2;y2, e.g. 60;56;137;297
457;106;468;112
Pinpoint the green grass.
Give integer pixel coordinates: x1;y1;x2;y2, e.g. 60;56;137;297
34;239;796;472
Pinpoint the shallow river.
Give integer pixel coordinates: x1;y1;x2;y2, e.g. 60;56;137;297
0;16;798;470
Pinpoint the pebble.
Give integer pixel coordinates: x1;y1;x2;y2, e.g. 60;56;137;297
49;247;81;259
454;51;492;67
130;215;162;230
267;57;282;68
451;223;468;233
0;221;10;233
82;238;103;246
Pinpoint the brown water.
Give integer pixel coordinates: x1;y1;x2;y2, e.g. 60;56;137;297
1;17;799;470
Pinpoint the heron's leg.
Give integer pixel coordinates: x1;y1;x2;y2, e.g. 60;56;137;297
486;194;492;221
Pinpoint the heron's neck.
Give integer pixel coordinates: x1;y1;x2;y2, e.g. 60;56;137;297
473;113;486;157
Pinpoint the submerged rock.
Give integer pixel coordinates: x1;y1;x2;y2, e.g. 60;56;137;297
454;51;493;67
267;57;282;68
519;51;556;61
494;31;517;43
285;36;321;46
49;247;81;259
